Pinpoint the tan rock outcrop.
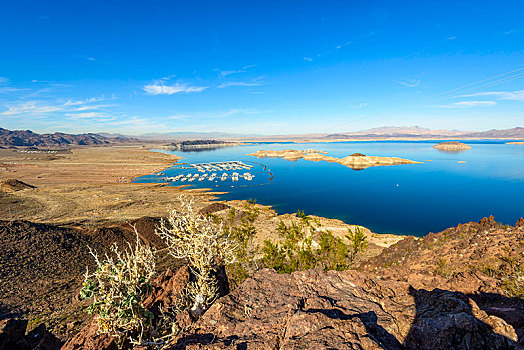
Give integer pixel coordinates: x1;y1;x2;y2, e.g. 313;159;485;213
247;149;422;170
433;141;471;151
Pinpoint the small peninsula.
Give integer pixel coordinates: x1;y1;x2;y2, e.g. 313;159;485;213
247;149;422;170
433;141;471;151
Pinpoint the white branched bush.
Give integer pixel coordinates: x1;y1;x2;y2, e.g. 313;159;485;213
156;197;236;318
80;227;156;346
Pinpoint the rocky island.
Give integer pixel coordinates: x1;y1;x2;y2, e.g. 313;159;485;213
247;149;422;170
433;141;472;151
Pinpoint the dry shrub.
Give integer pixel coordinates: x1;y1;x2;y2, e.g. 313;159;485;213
156;196;236;318
80;227;156;347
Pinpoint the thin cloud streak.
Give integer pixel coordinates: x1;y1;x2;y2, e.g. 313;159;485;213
459;90;524;102
350;103;368;109
217;64;256;77
398;79;420;88
143;82;208;95
218;81;263;89
437;101;497;108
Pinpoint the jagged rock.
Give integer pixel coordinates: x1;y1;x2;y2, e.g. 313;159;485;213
0;318;27;348
404;288;516;349
516;217;524;228
0;318;62;350
170;269;516;349
60;319;118;350
143;266;190;309
198;203;231;215
480;215;499;230
362;216;524;346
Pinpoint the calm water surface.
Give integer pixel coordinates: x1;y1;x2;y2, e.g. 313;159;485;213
134;141;524;236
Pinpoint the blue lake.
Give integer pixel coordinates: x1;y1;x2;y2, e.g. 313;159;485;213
134;141;524;237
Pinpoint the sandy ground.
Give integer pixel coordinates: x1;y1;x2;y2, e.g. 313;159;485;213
0;144;404;253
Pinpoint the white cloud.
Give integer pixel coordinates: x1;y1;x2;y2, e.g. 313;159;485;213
65;112;107;120
0;95;118;116
218;81;263;89
210;108;261;118
303;57;313;62
73;104;114;111
63;96;115;106
0;101;65;115
398;79;420;88
459;90;524;102
143;82;207;95
335;41;351;49
217;65;256;77
350;103;368;109
0;77;9;84
0;87;30;93
438;101;497;108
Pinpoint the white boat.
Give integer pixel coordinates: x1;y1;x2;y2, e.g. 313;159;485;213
245;172;256;181
221;173;228;181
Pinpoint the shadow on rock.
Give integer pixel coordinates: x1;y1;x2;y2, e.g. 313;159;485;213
405;287;517;349
303;307;402;349
468;292;524;347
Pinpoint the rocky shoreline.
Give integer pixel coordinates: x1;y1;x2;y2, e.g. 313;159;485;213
247;149;422;170
433;141;472;151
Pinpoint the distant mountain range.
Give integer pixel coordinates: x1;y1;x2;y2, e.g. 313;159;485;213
118;126;524;141
0;128;135;147
1;126;522;147
254;126;524;141
352;126;467;136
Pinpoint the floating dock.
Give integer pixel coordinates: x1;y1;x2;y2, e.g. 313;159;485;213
162;161;256;183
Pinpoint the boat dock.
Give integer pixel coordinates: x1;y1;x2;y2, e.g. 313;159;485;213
189;161;254;172
159;161;256;183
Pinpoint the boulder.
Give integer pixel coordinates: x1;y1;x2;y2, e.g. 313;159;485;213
170;269;516;349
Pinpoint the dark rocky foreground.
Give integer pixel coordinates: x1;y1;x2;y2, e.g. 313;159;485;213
1;216;524;349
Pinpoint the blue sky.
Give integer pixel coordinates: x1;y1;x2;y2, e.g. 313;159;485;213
0;0;523;135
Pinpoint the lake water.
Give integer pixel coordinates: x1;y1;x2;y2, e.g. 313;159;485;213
134;141;524;237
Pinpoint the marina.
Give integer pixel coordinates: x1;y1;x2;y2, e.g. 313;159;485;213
154;161;256;183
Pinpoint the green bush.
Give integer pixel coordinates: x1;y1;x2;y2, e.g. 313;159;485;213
346;226;368;261
262;212;366;273
225;201;260;286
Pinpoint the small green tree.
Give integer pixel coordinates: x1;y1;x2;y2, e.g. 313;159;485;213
262;211;357;273
317;231;350;270
345;226;368;262
226;201;260;286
